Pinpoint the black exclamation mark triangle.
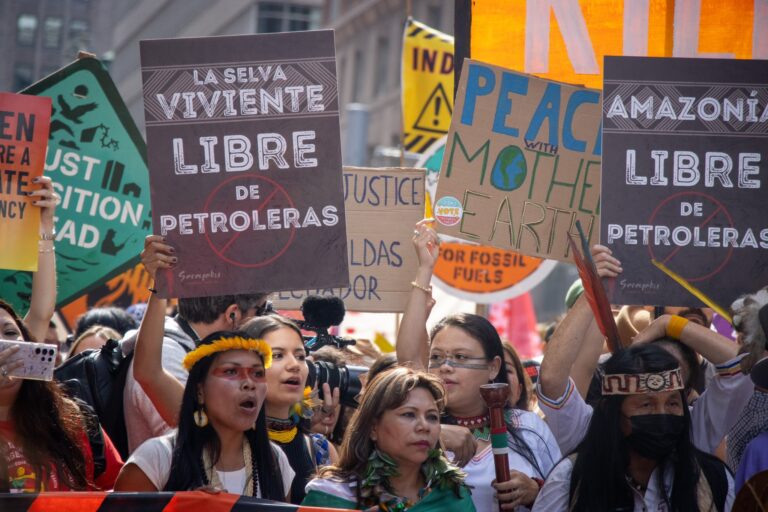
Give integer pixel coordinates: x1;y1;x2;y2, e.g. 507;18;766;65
413;83;452;134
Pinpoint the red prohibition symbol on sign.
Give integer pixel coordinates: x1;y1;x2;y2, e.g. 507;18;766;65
646;191;735;283
203;174;297;268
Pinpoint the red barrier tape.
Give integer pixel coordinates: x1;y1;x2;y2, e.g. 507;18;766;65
0;492;349;512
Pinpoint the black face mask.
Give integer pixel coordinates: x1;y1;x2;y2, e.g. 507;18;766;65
625;414;685;460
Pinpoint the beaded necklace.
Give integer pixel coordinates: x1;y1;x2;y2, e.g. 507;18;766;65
202;442;256;496
452;413;491;442
267;416;299;443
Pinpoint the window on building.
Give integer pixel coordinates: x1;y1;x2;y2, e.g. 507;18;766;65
43;18;62;48
373;37;389;97
351;49;364;102
258;2;320;33
14;63;33;91
17;14;37;45
68;19;89;52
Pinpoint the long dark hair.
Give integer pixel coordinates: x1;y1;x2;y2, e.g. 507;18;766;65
430;313;550;478
569;344;701;511
502;341;532;410
163;330;284;499
0;300;90;492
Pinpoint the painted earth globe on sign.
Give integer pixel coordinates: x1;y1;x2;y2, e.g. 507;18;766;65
491;145;527;191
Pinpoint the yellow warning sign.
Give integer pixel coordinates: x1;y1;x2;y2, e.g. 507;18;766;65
402;18;454;154
413;83;452;134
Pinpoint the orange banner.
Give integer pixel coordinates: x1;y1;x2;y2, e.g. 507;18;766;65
0;93;51;271
470;0;765;89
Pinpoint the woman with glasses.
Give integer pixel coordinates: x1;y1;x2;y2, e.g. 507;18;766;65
396;220;561;511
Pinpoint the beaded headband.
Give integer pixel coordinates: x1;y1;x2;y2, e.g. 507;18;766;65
601;368;684;395
182;336;272;371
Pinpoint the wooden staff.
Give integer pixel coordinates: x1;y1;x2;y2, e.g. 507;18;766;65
480;383;510;484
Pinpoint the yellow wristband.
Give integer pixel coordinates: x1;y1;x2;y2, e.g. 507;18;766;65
666;315;689;340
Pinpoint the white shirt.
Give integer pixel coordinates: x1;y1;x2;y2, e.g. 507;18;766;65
456;410;561;512
126;432;295;497
531;456;735;511
122;317;196;453
537;356;754;455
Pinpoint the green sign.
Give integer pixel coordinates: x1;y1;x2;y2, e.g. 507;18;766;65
0;58;152;312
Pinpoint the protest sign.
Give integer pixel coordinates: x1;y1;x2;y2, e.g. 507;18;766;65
0;58;152;314
433;59;602;263
402;18;454;154
274;166;424;312
416;139;556;303
0;93;51;272
462;0;766;90
602;56;768;308
59;262;152;329
140;31;348;298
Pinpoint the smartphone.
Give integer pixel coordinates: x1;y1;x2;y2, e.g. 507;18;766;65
0;340;58;381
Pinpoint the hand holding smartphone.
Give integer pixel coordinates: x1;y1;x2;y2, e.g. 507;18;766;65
0;340;58;381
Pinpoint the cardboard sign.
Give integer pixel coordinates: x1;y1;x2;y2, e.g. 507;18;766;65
273;167;424;312
402;18;455;154
0;93;51;272
0;58;152;314
465;0;766;90
416;139;557;303
433;59;602;262
140;31;348;298
602;56;768;307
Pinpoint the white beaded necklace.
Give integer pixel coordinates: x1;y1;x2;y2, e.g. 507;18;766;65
202;441;255;496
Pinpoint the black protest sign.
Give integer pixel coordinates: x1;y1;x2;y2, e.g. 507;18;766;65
602;56;768;307
140;31;348;298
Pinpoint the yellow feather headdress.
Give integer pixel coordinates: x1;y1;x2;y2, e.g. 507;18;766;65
182;336;272;371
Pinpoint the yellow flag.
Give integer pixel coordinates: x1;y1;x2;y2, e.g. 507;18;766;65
402;18;454;155
374;331;395;353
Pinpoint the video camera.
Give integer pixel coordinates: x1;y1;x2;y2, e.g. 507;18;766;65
299;296;366;408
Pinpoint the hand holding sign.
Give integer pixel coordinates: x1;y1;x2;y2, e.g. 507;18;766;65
591;244;623;279
27;176;59;234
413;219;440;270
140;235;177;281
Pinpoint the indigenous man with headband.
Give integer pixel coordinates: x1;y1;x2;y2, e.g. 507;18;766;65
533;343;734;511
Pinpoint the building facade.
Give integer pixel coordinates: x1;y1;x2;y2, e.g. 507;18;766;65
327;0;453;166
0;0;113;92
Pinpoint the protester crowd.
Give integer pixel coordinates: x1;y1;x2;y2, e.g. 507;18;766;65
2;176;767;511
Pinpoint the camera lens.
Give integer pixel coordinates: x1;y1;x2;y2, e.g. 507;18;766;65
307;361;367;409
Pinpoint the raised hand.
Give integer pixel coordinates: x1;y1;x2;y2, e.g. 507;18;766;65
141;235;177;280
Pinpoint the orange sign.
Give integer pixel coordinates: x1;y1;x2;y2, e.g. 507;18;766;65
0;93;51;271
418;140;557;303
469;0;765;90
434;243;556;297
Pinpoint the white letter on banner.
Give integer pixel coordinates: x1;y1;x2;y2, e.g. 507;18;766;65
173;138;198;175
525;0;598;74
674;0;735;58
225;135;253;172
257;134;289;170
